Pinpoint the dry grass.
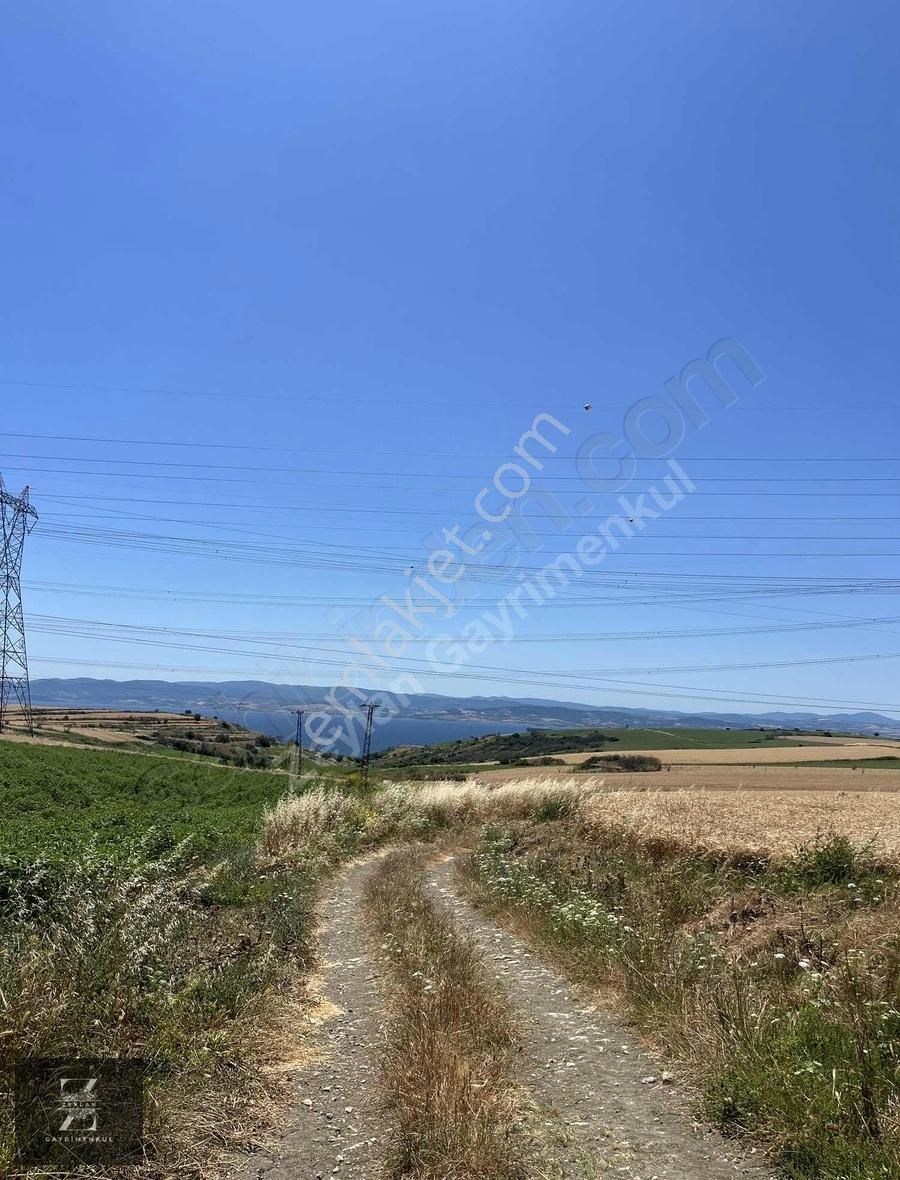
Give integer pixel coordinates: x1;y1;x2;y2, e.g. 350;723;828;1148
258;786;368;861
364;849;528;1180
477;759;900;793
258;778;900;862
464;816;900;1178
0;828;326;1176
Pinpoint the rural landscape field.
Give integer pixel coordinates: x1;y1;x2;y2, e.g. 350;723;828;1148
2;719;900;1178
4;5;900;1180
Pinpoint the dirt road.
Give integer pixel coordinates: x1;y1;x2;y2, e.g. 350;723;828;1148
235;854;770;1179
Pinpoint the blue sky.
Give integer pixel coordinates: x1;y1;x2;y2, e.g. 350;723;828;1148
2;1;900;718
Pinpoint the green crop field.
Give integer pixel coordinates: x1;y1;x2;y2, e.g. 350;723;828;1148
564;726;838;751
0;738;289;859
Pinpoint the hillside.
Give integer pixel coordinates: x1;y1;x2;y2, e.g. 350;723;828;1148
29;678;900;738
373;725;848;768
5;706;287;769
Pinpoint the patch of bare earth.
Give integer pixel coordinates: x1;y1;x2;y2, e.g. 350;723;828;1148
426;856;772;1180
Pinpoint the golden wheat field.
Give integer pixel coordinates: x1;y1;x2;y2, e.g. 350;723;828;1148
361;777;900;858
557;740;900;765
446;772;900;855
577;786;900;855
478;761;900;793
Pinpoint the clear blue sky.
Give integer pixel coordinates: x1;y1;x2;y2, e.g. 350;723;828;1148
2;1;900;718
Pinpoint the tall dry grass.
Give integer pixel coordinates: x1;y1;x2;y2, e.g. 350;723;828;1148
258;778;594;864
258;784;370;861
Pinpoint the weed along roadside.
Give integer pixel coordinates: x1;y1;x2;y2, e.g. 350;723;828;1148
461;814;900;1179
0;744;352;1178
258;777;900;1178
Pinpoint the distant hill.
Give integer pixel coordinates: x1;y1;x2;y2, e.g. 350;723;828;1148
29;678;900;740
373;724;881;768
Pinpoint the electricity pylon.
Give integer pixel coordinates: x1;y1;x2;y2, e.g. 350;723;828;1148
0;478;38;735
289;708;304;781
361;700;380;791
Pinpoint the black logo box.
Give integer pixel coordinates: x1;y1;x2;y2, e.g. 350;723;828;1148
14;1057;144;1166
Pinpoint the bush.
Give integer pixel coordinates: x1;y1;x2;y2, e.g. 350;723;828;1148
579;754;662;772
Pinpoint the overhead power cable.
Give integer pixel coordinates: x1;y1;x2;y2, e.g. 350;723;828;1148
28;611;900;666
8;461;900;489
0;427;898;461
7;449;900;478
2;378;896;411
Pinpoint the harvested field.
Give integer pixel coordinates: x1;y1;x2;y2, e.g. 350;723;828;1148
477;761;900;792
556;739;900;765
580;786;900;855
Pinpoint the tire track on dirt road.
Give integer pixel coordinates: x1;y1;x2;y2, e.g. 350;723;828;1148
426;855;772;1180
233;856;389;1180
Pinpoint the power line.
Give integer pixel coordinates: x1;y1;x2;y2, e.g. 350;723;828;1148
38;507;900;540
8;449;900;477
22;587;900;640
10;462;900;488
36;495;900;521
27;579;900;619
39;510;900;548
27;610;900;677
25;622;900;712
4;430;899;462
2;378;897;411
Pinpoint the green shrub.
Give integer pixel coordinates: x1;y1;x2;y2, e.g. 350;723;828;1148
579;753;663;772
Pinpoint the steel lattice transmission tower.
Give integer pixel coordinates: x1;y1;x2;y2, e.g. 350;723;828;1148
0;477;39;735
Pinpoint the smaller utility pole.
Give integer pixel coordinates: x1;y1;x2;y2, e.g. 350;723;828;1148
289;708;304;780
360;701;380;791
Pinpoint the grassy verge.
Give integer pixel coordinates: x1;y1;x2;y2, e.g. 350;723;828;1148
463;818;900;1180
0;835;326;1175
363;849;529;1180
